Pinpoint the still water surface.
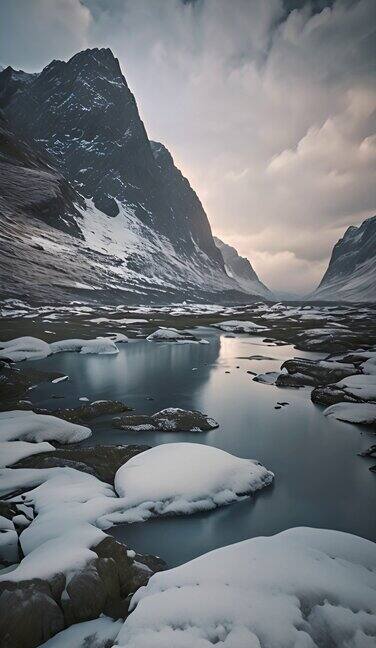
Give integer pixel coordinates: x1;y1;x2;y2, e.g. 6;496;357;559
29;329;376;566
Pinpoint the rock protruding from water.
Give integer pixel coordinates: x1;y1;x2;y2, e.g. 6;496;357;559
113;408;219;433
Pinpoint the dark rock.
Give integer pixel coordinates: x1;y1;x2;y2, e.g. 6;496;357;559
358;445;376;458
311;385;360;406
15;444;149;484
113;408;219;433
0;581;65;648
0;361;64;411
281;358;357;385
276;372;316;388
0;535;165;648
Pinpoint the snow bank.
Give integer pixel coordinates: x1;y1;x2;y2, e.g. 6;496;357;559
38;616;123;648
0;336;51;361
0;440;55;467
117;527;376;648
0;335;119;362
50;337;118;355
324;402;376;425
0;466;114;579
114;443;273;522
212;320;269;334
0;410;92;444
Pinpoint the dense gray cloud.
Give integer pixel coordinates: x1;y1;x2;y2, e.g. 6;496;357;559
1;0;375;293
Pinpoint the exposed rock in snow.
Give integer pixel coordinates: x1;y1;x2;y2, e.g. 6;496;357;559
38;616;123;648
0;515;19;564
117;527;376;648
0;440;55;467
211;320;269;334
324;402;376;425
113;408;219;433
0;411;91;444
114;443;273;522
309;215;376;303
214;236;274;299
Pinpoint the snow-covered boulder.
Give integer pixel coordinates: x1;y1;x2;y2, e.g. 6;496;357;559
212;320;269;334
113;408;219;432
0;336;51;361
0;440;55;467
0;335;119;361
146;328;199;342
50;337;118;355
324;402;376;425
114;443;273;522
117;527;376;648
334;374;376;401
0;411;91;444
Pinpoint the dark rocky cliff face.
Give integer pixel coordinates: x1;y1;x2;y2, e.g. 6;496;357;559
310;216;376;302
214;237;273;299
0;48;268;303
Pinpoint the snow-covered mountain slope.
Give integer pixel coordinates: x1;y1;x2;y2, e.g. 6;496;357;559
309;216;376;302
214;237;274;299
0;48;264;304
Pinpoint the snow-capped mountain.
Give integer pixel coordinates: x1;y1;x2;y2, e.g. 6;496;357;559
309;216;376;302
214;237;274;299
0;48;267;304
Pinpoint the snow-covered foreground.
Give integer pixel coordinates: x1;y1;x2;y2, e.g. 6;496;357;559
117;527;376;648
114;443;273;522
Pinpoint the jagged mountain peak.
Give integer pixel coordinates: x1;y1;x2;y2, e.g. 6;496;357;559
309;215;376;302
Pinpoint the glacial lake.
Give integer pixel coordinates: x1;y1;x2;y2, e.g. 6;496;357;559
27;329;376;567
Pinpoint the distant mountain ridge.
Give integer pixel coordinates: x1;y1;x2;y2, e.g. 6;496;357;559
214;237;274;300
0;48;272;303
309;216;376;302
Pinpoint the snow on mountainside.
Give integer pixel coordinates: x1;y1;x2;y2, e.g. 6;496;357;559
309;216;376;302
214;237;274;299
0;48;265;303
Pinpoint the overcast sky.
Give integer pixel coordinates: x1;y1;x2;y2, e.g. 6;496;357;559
1;0;375;293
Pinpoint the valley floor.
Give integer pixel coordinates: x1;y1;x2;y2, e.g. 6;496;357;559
0;299;375;647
